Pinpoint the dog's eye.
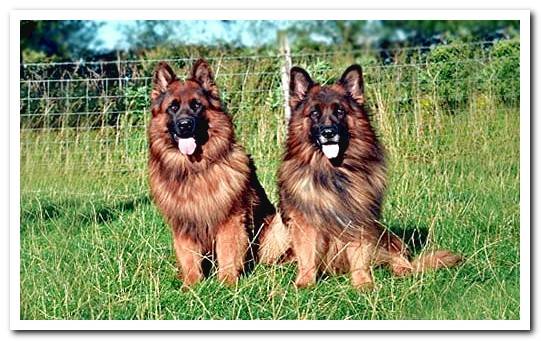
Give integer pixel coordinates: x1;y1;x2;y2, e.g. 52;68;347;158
335;107;345;118
190;99;202;111
168;100;179;113
310;109;321;119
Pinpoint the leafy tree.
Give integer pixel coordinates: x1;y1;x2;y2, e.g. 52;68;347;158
20;20;102;61
380;20;519;44
122;20;173;50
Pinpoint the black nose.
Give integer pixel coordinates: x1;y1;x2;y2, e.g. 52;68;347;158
176;117;195;134
320;126;338;139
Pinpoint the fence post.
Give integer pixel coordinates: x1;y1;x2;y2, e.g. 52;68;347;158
278;31;292;125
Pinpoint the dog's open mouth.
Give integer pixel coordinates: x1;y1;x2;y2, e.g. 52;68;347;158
173;134;197;156
321;143;340;159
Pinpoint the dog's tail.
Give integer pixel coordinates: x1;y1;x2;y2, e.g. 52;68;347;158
379;230;462;276
409;250;463;273
387;248;463;276
258;213;292;264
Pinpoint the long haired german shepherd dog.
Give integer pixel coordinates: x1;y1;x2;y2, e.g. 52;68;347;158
148;59;278;287
278;64;462;289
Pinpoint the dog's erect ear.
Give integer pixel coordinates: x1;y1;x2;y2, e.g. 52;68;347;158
190;59;221;108
289;67;314;110
190;59;215;89
339;64;364;105
151;62;176;102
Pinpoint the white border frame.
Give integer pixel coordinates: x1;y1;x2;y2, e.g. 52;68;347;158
10;9;531;331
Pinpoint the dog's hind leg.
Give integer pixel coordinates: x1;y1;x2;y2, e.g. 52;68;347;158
375;229;413;276
374;244;413;277
258;213;291;264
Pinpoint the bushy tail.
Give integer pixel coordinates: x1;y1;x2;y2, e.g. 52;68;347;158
379;230;462;276
258;213;292;264
409;250;463;274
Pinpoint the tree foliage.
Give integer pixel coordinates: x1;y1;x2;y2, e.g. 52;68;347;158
20;20;519;61
21;20;102;61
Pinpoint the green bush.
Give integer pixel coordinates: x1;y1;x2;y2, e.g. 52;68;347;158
422;43;476;114
489;40;520;106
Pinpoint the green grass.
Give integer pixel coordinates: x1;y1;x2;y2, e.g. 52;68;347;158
20;45;520;320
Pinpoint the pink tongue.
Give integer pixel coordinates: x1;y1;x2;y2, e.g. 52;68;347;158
321;144;339;159
177;137;197;155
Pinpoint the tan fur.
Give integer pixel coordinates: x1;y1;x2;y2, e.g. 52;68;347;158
172;231;203;286
411;250;463;274
258;213;292;264
277;65;462;289
289;209;320;288
148;60;279;287
215;211;249;285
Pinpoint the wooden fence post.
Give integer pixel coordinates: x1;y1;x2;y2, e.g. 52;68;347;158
278;31;292;125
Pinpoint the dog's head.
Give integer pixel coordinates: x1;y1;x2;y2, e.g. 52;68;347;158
150;59;223;156
289;65;366;162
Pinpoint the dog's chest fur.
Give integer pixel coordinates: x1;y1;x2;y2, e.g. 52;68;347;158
149;147;251;229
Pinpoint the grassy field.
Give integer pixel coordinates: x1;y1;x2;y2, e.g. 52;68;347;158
20;41;520;320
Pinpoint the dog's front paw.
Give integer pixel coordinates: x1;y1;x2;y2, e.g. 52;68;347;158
352;280;375;292
218;271;239;286
351;270;374;291
180;272;202;290
294;273;316;288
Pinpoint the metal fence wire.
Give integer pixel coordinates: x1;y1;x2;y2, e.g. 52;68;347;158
20;39;520;201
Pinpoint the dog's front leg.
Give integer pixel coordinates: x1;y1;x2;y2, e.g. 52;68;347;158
173;231;203;288
215;212;249;286
290;212;320;288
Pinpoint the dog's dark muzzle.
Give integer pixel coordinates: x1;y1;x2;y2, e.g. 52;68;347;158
317;125;340;145
174;116;196;138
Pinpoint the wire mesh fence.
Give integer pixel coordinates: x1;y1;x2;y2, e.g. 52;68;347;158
20;39;520;202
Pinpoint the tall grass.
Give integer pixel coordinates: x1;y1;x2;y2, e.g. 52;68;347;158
20;40;520;320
